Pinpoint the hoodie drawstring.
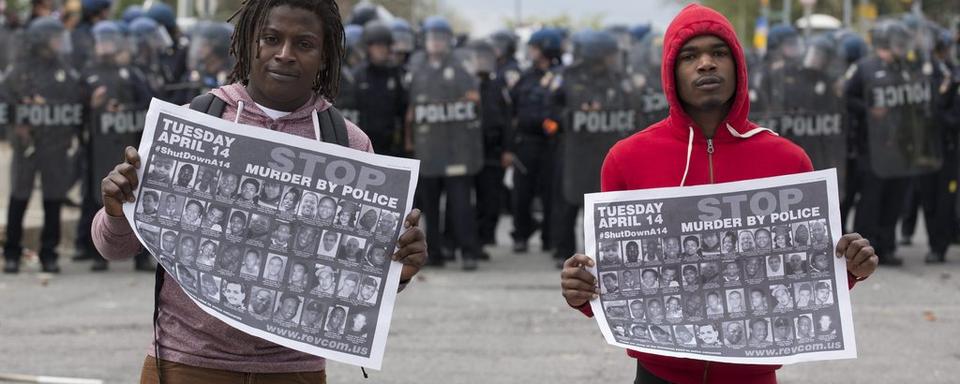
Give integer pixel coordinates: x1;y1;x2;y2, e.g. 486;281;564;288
234;100;244;124
680;126;695;187
311;109;322;141
726;123;777;139
680;124;777;187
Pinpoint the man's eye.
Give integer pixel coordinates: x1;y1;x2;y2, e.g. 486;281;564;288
262;35;279;44
714;50;728;58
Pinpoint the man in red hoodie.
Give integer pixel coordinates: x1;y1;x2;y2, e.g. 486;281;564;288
560;5;878;384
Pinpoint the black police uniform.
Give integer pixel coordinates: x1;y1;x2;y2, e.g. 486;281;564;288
509;65;559;251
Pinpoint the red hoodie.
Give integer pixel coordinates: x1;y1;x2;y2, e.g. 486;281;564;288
577;4;858;384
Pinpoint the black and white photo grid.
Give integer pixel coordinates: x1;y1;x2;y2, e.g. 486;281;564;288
584;169;857;365
123;98;420;369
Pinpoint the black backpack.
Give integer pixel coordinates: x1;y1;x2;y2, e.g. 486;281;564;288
188;93;351;147
151;93;351;382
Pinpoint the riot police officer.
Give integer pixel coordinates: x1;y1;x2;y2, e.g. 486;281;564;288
838;32;869;231
71;0;113;70
845;19;942;266
390;19;415;68
128;16;173;97
465;38;512;248
77;20;154;271
169;21;233;102
548;30;639;269
146;2;189;103
354;20;407;156
900;26;958;263
490;29;521;90
406;16;483;270
509;28;564;254
4;17;85;273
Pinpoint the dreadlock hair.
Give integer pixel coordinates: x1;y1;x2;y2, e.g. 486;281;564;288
228;0;345;101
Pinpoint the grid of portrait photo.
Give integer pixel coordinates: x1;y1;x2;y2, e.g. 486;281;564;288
137;154;405;349
597;218;844;356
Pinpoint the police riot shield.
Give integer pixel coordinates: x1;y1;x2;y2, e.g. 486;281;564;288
181;21;233;97
627;33;669;127
408;54;483;177
863;63;942;177
85;72;147;204
6;65;85;199
752;35;850;195
337;67;360;124
86;22;149;202
560;66;639;204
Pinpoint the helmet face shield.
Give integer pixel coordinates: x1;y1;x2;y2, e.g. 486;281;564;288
425;30;452;55
780;36;806;61
392;31;414;53
94;32;132;63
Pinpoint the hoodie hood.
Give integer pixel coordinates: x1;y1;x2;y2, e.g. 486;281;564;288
661;4;758;141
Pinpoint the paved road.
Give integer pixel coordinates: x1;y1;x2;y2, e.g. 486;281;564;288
1;218;959;383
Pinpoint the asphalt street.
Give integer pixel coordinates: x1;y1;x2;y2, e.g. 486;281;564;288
1;215;959;384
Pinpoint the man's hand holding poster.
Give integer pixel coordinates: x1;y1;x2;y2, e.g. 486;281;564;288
123;98;420;369
583;169;857;365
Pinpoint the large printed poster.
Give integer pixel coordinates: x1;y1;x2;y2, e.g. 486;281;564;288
584;170;857;364
123;99;420;369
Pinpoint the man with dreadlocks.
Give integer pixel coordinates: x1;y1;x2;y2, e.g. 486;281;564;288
90;1;428;382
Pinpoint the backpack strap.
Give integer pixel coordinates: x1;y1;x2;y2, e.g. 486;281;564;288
188;93;227;118
191;93;349;147
318;106;351;147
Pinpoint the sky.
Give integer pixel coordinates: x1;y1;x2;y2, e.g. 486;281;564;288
440;0;688;36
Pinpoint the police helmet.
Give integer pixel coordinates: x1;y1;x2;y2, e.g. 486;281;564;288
349;2;379;27
146;2;177;32
345;24;365;48
528;28;563;59
82;0;112;18
767;24;799;53
26;16;68;54
870;19;911;50
839;33;868;65
423;16;453;35
121;5;143;24
390;19;415;53
129;16;160;37
465;38;497;74
802;34;837;70
92;20;122;36
490;29;517;58
578;30;619;62
630;24;652;42
362;20;394;46
27;16;65;37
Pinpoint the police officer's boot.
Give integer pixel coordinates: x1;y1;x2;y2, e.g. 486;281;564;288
134;250;156;272
924;252;946;264
462;255;478;271
3;259;19;274
878;252;904;266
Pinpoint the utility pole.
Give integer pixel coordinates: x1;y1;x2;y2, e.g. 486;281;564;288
515;0;522;27
782;0;792;25
843;0;852;27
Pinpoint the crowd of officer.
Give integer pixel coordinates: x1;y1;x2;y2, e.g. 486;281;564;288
3;1;959;274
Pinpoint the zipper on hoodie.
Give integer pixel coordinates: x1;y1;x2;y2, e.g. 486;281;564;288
702;361;711;383
706;138;715;184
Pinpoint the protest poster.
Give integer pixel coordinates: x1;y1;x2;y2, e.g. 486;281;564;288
123;98;420;369
584;169;856;364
